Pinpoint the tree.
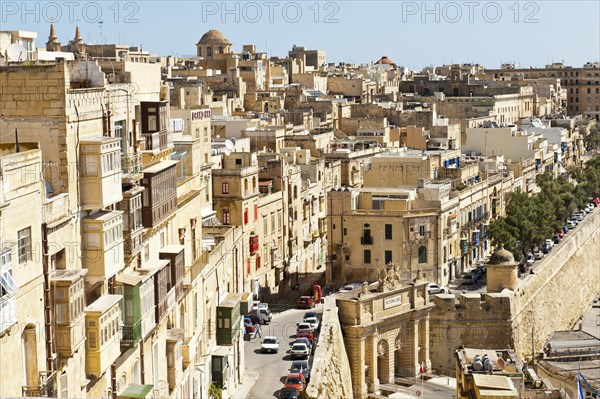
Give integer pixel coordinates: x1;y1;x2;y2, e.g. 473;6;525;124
208;384;223;399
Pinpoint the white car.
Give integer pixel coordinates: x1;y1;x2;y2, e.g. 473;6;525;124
304;316;319;331
526;253;535;266
290;342;310;360
261;336;279;354
544;239;554;249
427;283;445;295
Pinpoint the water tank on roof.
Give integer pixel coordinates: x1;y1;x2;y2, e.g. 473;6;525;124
473;355;483;371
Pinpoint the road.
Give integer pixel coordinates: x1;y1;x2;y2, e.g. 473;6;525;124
243;306;322;399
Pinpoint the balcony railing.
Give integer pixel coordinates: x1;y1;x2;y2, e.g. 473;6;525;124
22;371;57;398
361;236;373;245
121;320;142;350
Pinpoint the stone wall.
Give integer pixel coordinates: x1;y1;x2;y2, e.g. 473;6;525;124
429;293;513;374
430;208;600;375
511;208;600;358
305;296;354;399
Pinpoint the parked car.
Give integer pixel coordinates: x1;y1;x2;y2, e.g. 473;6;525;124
463;272;477;285
290;360;311;383
573;212;585;221
567;220;577;229
338;284;355;293
292;337;313;351
586;203;595;212
296;326;314;343
290;343;310;360
562;226;569;234
544;239;554;249
526;253;535;266
303;311;318;321
427;283;445;295
245;314;261;325
284;373;306;392
278;387;299;399
261;336;279;353
541;243;551;254
296;296;315;309
304;316;320;331
553;235;561;245
533;248;544;260
244;317;256;333
556;230;564;238
593;197;600;206
519;261;528;274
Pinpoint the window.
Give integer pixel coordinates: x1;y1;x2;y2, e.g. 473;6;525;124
144;244;150;262
221;182;229;194
254;204;258;220
385;224;392;240
364;250;371;264
244;208;249;225
419;225;426;237
114;120;124;138
418;246;427;263
0;267;17;298
256;254;261;269
384;250;392;265
222;209;231;225
18;227;32;264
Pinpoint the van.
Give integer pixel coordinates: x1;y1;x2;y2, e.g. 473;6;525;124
251;307;272;324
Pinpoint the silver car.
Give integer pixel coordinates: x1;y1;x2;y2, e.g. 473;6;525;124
290;343;309;360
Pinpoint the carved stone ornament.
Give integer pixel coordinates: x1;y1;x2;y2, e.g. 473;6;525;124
377;340;387;357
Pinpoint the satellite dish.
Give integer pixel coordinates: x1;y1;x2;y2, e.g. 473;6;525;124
6;43;27;61
224;140;234;150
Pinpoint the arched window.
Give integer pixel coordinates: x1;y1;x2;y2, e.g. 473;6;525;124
207;47;212;57
418;246;427;263
198;47;202;57
293;186;298;199
218;46;223;54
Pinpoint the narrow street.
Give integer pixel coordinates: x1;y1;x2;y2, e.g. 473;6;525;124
242;306;323;399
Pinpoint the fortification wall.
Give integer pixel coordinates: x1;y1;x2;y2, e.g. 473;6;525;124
305;296;354;399
511;208;600;358
430;293;514;374
430;209;600;375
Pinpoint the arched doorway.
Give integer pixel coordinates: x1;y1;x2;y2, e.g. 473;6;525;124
377;339;390;384
394;330;413;377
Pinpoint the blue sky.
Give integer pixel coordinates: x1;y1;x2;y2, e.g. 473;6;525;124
3;1;599;70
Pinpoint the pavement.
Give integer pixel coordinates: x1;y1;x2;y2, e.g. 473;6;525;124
229;307;322;399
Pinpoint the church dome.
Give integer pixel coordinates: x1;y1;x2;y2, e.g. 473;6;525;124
375;56;397;67
198;30;231;45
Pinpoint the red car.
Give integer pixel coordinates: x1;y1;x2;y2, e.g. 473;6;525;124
284;372;306;392
296;296;314;309
296;326;314;343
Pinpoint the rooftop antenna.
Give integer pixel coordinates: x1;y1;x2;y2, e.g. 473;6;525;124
98;20;104;57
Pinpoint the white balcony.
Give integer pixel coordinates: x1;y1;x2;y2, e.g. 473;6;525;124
82;210;125;282
80;137;123;210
